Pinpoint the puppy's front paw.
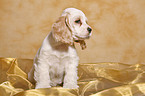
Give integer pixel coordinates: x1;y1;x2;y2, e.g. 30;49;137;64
63;83;79;89
35;84;51;89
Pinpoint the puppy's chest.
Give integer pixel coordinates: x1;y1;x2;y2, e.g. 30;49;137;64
48;51;69;75
51;49;69;58
50;44;71;59
43;44;77;65
46;49;70;65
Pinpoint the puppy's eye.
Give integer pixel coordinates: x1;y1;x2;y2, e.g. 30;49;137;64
75;19;81;24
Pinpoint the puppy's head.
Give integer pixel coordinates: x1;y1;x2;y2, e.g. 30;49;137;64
52;8;92;50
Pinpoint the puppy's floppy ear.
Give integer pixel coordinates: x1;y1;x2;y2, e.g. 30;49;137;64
75;40;87;50
80;40;86;50
52;16;73;45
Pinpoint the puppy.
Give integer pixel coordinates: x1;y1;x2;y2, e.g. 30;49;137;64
28;8;92;89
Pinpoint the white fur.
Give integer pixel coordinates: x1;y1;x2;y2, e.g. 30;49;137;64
28;8;92;89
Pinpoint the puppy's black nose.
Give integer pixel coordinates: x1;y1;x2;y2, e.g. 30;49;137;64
87;27;92;34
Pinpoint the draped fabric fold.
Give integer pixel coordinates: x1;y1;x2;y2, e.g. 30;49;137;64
0;58;145;96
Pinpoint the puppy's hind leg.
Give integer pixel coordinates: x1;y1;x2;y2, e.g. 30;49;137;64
28;65;35;85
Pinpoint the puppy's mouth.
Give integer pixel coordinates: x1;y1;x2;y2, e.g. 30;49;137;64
74;35;90;40
73;34;91;50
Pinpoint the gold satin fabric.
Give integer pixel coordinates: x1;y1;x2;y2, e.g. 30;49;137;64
1;58;145;96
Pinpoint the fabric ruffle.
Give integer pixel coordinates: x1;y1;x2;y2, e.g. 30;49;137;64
1;58;145;96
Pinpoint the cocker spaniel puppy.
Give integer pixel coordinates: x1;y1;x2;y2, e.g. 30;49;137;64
28;8;92;89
